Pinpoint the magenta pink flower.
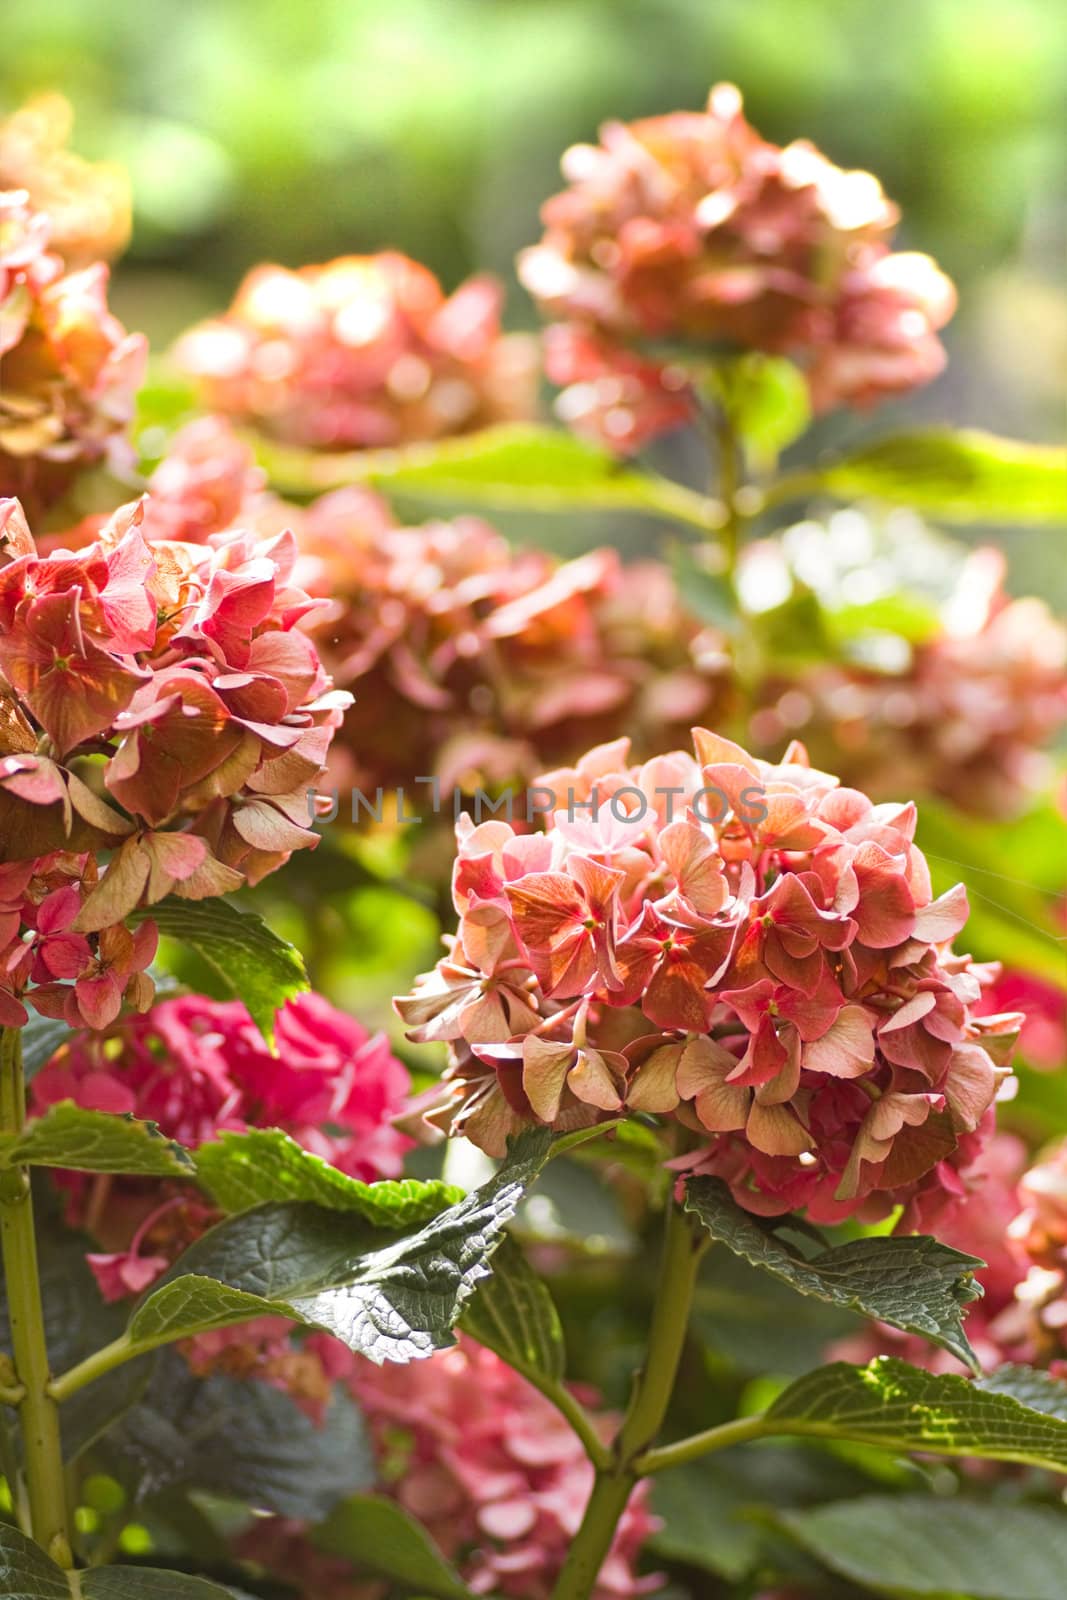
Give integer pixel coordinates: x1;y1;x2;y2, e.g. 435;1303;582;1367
397;729;1018;1224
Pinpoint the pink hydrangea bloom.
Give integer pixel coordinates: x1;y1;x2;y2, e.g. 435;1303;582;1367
330;1333;661;1599
0;96;130;268
31;990;413;1297
519;84;954;447
0;189;144;512
396;729;1019;1224
0;493;350;1027
174;253;538;451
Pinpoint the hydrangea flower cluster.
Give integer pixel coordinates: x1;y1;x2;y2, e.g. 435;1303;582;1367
519;83;955;449
749;547;1067;818
323;1334;660;1599
0;190;144;511
0;493;348;1024
398;729;1020;1224
0;95;131;267
174;253;538;451
32;990;413;1300
290;485;726;797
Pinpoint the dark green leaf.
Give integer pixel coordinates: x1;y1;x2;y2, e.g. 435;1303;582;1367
0;1523;69;1600
811;429;1067;523
83;1572;239;1599
460;1234;565;1382
18;1013;77;1084
685;1178;983;1370
133;897;307;1041
692;1249;856;1377
101;1349;373;1519
779;1495;1067;1600
765;1356;1067;1471
195;1128;459;1224
314;1494;474;1600
255;423;720;531
0;1103;193;1177
130;1129;554;1362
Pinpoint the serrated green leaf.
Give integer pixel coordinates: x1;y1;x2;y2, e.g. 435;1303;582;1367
460;1234;565;1382
255;423;720;531
0;1103;193;1177
194;1128;460;1224
977;1363;1067;1418
83;1572;239;1599
132;896;307;1041
685;1178;983;1370
130;1128;554;1363
0;1523;70;1600
808;429;1067;523
765;1356;1067;1471
314;1494;475;1600
779;1495;1067;1600
101;1348;373;1519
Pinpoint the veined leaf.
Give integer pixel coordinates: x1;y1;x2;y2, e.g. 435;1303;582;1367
779;1495;1067;1600
133;896;307;1041
764;1356;1067;1471
314;1494;475;1600
685;1178;983;1370
128;1129;554;1364
460;1233;565;1382
0;1522;70;1600
255;423;721;531
100;1348;373;1519
83;1573;242;1599
194;1127;460;1224
0;1103;193;1177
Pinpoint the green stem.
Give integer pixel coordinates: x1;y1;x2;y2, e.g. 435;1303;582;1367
633;1411;769;1475
522;1372;612;1472
0;1027;72;1565
48;1331;140;1405
714;410;744;582
549;1202;706;1600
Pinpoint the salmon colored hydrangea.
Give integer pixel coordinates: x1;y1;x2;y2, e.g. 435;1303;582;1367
397;729;1019;1224
519;84;955;448
0;190;144;511
174;253;538;451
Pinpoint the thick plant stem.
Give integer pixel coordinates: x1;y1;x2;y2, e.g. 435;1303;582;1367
550;1202;706;1600
0;1027;72;1565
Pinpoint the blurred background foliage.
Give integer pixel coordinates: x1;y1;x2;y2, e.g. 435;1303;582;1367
4;0;1064;443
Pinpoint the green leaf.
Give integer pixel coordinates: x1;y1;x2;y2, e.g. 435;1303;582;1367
0;1522;70;1600
255;423;721;531
195;1127;460;1224
100;1348;373;1519
83;1573;239;1599
0;1103;193;1177
764;1356;1067;1471
314;1494;475;1600
132;896;308;1041
669;542;740;634
684;1178;983;1370
18;1012;78;1083
716;353;812;465
460;1233;565;1382
977;1362;1067;1418
692;1249;856;1378
808;429;1067;523
130;1129;554;1362
779;1495;1067;1600
916;799;1067;989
